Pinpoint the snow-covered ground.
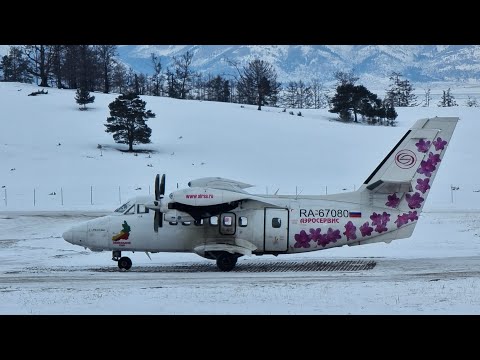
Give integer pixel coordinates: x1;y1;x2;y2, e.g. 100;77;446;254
1;81;480;314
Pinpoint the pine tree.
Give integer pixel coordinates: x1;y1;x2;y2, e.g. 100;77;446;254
438;88;457;107
329;83;397;124
1;46;31;83
236;59;280;110
104;93;155;152
75;87;95;110
385;72;417;107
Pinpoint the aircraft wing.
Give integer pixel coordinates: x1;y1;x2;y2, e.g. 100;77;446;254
188;177;253;192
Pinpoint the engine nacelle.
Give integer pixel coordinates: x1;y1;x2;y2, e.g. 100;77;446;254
163;209;195;223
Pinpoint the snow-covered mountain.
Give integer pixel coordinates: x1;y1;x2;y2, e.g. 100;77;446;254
118;45;480;85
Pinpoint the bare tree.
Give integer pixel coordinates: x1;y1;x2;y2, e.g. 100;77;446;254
423;87;431;107
23;45;55;87
172;50;196;99
311;78;328;109
96;45;118;93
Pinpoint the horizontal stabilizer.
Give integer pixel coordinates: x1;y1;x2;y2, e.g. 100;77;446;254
366;180;413;193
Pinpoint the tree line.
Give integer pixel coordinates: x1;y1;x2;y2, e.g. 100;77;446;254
0;45;468;116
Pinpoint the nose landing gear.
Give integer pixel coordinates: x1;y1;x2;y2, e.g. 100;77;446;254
112;250;132;270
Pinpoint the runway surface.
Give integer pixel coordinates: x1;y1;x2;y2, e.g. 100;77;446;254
1;212;480;314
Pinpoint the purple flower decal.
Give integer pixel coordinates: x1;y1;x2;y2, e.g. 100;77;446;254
326;228;341;244
433;137;447;151
375;223;388;233
428;152;441;166
407;211;418;222
415;178;430;194
343;221;357;241
385;193;401;208
370;212;390;226
405;192;424;209
370;212;383;227
360;222;374;237
417;159;436;177
415;139;431;153
309;228;322;243
395;211;419;228
294;230;310;248
395;214;409;228
317;234;329;247
370;212;390;233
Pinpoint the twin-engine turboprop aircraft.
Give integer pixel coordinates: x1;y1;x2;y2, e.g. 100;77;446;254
62;117;458;271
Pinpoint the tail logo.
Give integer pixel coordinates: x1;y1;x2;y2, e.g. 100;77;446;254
395;150;416;169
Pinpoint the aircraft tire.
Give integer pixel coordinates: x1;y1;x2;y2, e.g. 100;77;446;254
216;252;237;272
118;256;132;270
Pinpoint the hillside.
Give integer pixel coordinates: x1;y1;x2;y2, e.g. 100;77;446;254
117;45;480;85
0;81;477;211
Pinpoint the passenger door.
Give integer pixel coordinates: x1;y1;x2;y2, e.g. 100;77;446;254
264;208;288;251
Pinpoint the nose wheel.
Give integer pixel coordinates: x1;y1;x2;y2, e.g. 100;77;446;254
112;251;132;270
118;256;132;270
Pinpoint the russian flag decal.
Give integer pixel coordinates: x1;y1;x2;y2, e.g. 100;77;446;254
349;211;361;218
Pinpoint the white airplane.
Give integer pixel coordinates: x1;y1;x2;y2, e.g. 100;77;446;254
62;117;458;271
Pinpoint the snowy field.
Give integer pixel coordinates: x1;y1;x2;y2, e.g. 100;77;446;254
1;81;480;314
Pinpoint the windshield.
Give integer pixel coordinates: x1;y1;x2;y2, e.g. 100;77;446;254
114;200;134;213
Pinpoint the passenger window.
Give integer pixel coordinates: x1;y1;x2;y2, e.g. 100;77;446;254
272;218;281;228
210;216;218;226
194;219;203;226
182;221;191;226
239;216;248;227
219;213;235;235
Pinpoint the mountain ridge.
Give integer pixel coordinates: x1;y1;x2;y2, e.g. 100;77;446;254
117;45;480;85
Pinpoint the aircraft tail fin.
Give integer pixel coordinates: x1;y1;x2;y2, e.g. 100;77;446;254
358;117;458;213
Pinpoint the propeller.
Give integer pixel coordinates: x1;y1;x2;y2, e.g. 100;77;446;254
153;173;166;232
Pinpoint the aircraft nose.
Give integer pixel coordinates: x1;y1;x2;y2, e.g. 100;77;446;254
62;224;88;246
62;230;73;243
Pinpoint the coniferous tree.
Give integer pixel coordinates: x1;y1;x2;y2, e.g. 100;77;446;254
236;59;280;110
385;72;417;107
75;87;95;110
329;83;397;124
151;53;164;96
438;88;457;107
334;70;359;86
1;46;31;83
104;93;156;152
466;96;478;107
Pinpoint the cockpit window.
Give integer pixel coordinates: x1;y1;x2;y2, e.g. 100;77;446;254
114;200;134;213
125;205;135;215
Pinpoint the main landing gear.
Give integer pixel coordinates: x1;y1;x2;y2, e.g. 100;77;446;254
215;252;238;272
112;250;132;270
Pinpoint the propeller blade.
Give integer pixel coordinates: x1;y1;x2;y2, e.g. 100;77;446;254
154;210;159;232
160;174;165;197
155;174;160;200
153;174;164;231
